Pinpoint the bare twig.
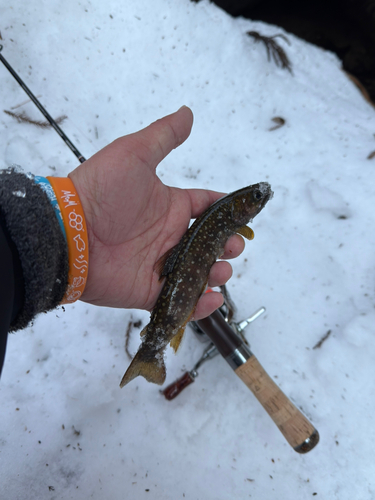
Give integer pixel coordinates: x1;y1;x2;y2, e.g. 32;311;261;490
313;330;332;349
125;320;134;360
247;31;292;72
4;109;67;129
11;95;43;110
367;150;375;160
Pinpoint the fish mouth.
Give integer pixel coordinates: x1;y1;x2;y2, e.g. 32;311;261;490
254;182;273;210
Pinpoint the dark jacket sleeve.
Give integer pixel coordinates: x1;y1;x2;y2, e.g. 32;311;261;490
0;168;69;376
0;221;15;375
0;216;25;375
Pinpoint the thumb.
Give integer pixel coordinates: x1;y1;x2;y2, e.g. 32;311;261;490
124;106;194;170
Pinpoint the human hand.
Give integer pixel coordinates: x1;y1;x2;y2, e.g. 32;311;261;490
68;106;244;320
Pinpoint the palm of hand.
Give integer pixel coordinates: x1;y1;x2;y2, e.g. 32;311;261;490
69;107;243;318
73;153;193;309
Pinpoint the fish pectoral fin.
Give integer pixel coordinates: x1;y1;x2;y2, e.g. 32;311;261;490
139;325;148;337
236;225;254;240
154;242;181;280
170;325;186;353
120;348;166;387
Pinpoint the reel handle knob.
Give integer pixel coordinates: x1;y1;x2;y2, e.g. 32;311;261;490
161;371;195;400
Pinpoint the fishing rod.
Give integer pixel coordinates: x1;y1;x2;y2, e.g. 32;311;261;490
1;44;319;453
0;44;86;163
163;286;319;453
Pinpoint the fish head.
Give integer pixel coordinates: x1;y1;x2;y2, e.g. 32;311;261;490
230;182;273;225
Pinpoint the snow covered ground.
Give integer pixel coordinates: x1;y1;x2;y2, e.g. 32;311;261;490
1;0;375;498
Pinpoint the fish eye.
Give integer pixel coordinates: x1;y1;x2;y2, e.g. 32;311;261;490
254;190;262;201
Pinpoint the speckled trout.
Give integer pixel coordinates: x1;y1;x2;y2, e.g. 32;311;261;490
120;182;273;387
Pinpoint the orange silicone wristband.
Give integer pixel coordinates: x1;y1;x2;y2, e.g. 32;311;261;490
47;176;89;304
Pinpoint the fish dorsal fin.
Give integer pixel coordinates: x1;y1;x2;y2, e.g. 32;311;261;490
154;243;181;280
236;225;254;240
170;325;186;353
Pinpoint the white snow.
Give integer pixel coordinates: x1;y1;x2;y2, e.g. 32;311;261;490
1;0;375;499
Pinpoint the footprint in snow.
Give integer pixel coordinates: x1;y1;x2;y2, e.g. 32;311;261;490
306;180;351;220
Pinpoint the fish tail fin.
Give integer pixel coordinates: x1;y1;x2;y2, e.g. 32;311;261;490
120;346;166;388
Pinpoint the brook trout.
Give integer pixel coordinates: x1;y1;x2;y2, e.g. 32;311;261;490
120;182;273;387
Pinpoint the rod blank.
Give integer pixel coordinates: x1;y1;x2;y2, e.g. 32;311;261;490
0;45;86;163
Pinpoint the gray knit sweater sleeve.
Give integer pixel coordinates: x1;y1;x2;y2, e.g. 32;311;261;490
0;168;69;331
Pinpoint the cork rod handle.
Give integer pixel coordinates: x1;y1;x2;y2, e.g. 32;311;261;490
235;355;319;453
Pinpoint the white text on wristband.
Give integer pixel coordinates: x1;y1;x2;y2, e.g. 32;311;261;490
47;176;89;304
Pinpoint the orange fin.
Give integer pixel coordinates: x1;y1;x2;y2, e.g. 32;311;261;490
170;325;186;353
154;243;181;280
120;347;166;387
237;225;254;240
140;325;148;337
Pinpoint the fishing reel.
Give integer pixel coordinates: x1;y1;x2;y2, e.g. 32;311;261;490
162;285;265;400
